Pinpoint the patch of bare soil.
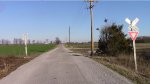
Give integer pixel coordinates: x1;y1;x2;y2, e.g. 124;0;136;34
0;56;34;79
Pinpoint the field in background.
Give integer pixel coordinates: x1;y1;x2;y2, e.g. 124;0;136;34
0;44;56;57
0;44;56;79
136;43;150;49
66;43;98;49
66;43;150;49
66;43;150;84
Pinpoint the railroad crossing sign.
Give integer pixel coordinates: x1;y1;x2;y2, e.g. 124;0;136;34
125;18;139;31
125;18;140;72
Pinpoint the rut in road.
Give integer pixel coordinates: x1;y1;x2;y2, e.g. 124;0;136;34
0;45;133;84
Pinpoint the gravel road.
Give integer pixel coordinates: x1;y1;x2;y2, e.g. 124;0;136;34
0;44;133;84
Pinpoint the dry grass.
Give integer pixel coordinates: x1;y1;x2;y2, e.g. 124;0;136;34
0;56;33;79
66;43;98;49
66;43;150;84
92;55;150;84
0;44;57;79
136;43;150;49
0;62;11;76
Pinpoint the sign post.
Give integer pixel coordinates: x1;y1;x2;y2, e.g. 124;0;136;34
125;18;139;72
23;33;28;56
133;40;137;71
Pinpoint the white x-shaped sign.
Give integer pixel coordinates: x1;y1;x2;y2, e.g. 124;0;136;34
22;33;28;45
125;18;139;31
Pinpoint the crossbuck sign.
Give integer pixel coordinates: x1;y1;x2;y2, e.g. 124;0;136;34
23;33;28;56
125;18;139;72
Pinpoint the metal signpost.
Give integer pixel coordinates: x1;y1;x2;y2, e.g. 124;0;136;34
23;33;28;56
125;18;139;72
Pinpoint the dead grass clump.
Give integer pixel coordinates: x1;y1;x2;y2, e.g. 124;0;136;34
0;56;32;79
92;54;150;84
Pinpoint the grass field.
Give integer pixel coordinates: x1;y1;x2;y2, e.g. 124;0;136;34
136;43;150;49
0;44;57;78
66;43;98;49
66;43;150;49
0;44;56;57
66;43;150;84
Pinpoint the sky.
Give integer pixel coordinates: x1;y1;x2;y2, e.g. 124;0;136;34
0;1;150;42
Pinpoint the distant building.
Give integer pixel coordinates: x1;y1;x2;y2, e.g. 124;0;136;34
32;40;36;44
44;39;53;44
0;39;11;45
13;38;24;44
44;39;49;44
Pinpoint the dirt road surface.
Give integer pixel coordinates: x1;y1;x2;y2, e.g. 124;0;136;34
0;45;132;84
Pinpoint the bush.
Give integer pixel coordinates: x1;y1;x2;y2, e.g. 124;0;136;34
96;23;132;56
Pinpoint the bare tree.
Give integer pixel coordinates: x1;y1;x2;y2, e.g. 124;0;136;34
55;37;61;44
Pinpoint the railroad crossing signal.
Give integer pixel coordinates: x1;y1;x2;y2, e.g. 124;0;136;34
23;33;28;56
125;18;139;31
125;18;139;72
125;18;139;40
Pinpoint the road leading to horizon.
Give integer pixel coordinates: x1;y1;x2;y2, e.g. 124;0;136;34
0;45;132;84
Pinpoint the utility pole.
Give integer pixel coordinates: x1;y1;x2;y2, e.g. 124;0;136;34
88;0;95;56
69;26;70;44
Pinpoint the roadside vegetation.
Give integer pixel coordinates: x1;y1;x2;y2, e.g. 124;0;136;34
0;44;56;79
66;43;98;49
0;44;56;57
66;43;150;84
65;22;150;84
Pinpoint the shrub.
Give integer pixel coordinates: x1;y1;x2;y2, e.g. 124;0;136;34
96;23;132;56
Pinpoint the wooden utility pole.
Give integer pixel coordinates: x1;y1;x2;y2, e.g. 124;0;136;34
69;26;70;44
88;0;95;56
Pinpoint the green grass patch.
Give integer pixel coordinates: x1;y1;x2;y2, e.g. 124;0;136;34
0;44;56;57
